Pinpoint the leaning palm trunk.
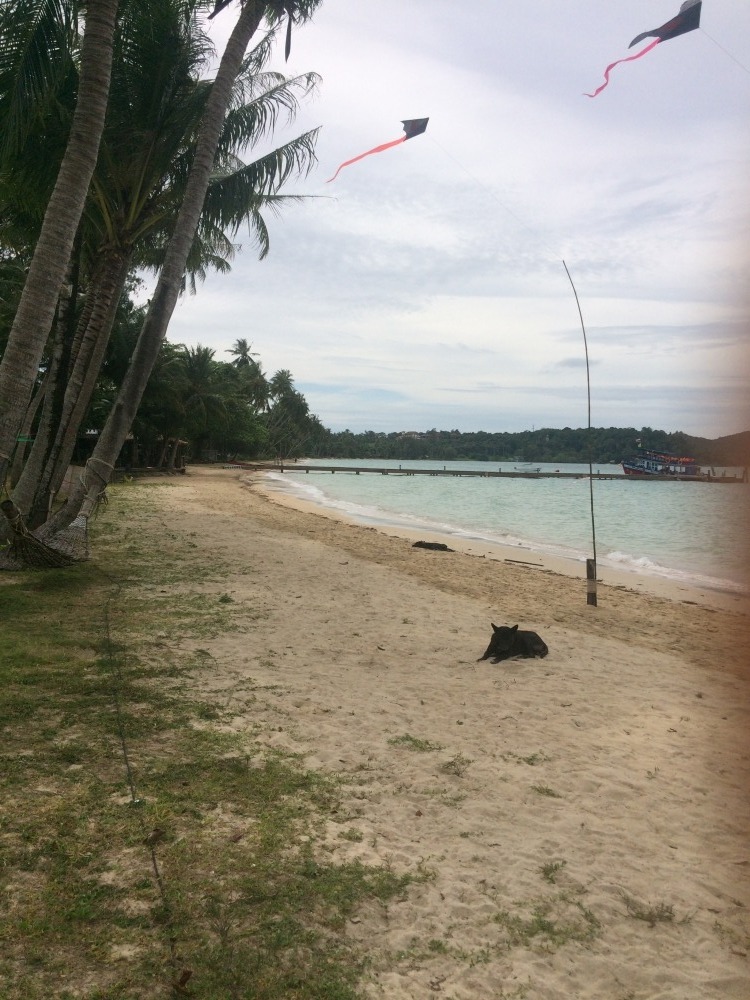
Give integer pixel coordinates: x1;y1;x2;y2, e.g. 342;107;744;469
7;376;47;492
11;253;83;520
0;0;119;490
42;1;268;550
18;251;131;527
9;310;70;522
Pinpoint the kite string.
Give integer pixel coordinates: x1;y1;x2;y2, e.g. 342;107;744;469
426;134;560;261
699;28;750;75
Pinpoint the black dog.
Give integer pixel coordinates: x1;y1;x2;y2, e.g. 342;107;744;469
478;623;548;663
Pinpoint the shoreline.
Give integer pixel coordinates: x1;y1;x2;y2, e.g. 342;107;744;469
252;472;749;614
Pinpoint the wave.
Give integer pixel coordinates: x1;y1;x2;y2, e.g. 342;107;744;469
601;550;747;595
263;470;748;597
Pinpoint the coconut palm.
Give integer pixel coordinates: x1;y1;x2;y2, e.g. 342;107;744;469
227;337;258;367
17;2;318;527
42;0;322;551
0;0;120;489
11;0;214;522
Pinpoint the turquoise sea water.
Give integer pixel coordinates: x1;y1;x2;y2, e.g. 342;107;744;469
263;460;750;594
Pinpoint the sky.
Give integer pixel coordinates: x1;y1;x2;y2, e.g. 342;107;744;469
161;0;750;439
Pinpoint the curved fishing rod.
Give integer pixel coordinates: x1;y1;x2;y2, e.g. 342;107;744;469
562;260;598;606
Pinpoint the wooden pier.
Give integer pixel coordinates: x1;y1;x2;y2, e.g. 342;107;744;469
238;463;746;483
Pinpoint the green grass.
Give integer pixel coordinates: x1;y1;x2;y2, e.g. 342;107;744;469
621;893;678;927
0;484;423;999
387;733;444;752
531;784;562;798
493;895;601;948
540;860;567;884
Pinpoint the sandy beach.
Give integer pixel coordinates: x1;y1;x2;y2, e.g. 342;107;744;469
141;466;749;998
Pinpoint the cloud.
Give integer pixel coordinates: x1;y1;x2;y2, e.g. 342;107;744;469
160;0;750;440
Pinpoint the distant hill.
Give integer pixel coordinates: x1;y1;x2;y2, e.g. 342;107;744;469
706;430;750;466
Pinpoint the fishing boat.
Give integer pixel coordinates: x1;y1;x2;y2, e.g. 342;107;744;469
621;449;700;478
514;463;542;473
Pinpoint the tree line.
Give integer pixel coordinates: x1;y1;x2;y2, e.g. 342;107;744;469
309;426;750;466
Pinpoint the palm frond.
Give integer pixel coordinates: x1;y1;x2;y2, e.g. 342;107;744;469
0;0;77;161
221;71;320;152
203;127;318;230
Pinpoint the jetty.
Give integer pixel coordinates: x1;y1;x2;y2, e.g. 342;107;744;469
237;464;747;483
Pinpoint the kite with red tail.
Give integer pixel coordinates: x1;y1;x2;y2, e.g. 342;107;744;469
586;0;702;98
326;118;429;183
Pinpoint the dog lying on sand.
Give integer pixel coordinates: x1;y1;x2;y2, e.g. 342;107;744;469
478;623;548;662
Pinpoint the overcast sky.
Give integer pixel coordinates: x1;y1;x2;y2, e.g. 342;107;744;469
162;0;750;438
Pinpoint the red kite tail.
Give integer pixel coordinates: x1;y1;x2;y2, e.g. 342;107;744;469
326;136;407;183
584;39;660;98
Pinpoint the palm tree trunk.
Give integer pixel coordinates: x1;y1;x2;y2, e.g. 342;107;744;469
0;0;119;489
25;251;131;525
11;248;83;521
7;376;47;490
47;1;267;534
10;310;69;521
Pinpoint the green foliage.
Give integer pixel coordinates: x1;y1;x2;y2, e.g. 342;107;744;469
387;733;444;752
309;426;750;466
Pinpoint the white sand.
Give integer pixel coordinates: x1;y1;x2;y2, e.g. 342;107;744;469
141;467;750;999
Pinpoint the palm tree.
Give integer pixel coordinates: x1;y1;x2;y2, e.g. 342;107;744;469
11;0;214;522
43;0;323;550
268;367;295;401
15;2;318;527
227;337;259;367
0;0;120;488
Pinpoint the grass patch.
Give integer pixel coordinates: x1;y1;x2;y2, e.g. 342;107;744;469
540;860;567;884
621;893;678;927
387;733;444;752
493;894;601;949
440;753;474;776
531;785;562;798
0;483;424;999
501;751;551;766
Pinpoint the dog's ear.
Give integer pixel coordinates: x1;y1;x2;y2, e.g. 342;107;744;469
510;624;518;633
491;623;499;631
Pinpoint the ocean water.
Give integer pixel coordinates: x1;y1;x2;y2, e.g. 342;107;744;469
263;460;750;595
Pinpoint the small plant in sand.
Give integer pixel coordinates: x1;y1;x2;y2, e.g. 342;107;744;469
502;750;551;766
493;894;601;949
531;784;562;798
713;918;750;953
338;827;364;842
388;733;445;752
621;893;676;926
540;860;567;884
440;753;474;776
